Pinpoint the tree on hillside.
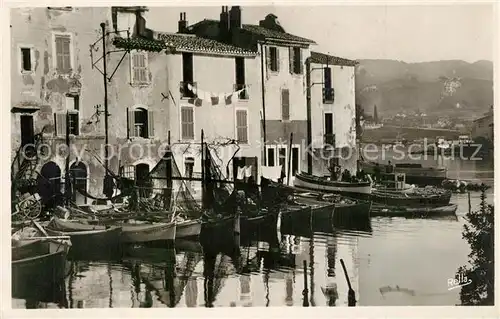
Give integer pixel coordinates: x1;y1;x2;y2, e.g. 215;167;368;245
373;105;379;123
457;186;494;305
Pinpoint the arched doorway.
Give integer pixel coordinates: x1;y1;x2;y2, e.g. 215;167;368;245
37;161;62;208
135;163;151;198
70;161;88;205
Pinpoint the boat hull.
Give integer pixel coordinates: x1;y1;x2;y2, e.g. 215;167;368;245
371;203;458;217
199;214;240;251
12;240;68;300
240;211;279;237
121;222;176;244
175;219;202;239
294;173;372;197
45;226;123;258
370;190;452;207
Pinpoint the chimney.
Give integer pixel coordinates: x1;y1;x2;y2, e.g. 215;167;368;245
178;12;188;33
229;6;241;31
219;6;229;41
134;10;146;37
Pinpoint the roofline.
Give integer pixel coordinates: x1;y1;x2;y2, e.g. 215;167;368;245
165;48;258;57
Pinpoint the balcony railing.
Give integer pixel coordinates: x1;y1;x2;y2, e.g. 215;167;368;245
323;87;334;104
324;133;335;147
180;81;197;99
234;84;249;100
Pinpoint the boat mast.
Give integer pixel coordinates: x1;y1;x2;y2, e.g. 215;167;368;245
201;129;205;209
64;110;70;207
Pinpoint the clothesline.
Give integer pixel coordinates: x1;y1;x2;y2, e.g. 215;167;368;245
183;83;249;107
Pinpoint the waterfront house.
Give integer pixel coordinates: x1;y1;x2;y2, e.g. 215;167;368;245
112;8;262;198
308;51;358;176
187;6;317;184
10;7;111;205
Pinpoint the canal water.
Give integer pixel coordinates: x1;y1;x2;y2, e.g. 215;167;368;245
12;155;494;308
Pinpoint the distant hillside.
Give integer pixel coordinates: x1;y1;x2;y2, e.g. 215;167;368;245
355;59;493;118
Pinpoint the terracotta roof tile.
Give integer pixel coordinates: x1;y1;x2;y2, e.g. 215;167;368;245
113;37;166;52
156;32;257;56
242;24;316;44
310;51;358;67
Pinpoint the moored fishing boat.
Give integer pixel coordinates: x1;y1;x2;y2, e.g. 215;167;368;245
370;187;452;207
175;218;202;239
45;218;123;256
120;221;176;244
359;160;447;186
12;238;70;298
293;172;372;197
370;203;458;217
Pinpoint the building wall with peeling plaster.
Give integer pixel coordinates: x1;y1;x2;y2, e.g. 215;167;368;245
310;63;358;175
11;7;113;197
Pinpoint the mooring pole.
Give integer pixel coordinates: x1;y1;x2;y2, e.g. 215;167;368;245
302;260;309;307
305;58;313;175
100;22;109;173
65;111;70;207
340;258;356;306
287;132;293;185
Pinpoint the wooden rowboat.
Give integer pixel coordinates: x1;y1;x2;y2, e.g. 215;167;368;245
370;203;458;217
12;239;70;298
371;188;452;207
175;218;202;239
120;222;176;244
45;219;122;257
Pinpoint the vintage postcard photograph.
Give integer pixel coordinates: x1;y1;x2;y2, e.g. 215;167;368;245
2;0;497;317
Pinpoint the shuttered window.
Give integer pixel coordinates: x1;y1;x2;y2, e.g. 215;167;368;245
55;35;71;74
267;46;279;72
281;88;290;121
236;109;248;143
131;51;148;84
289;47;302;74
181;107;194;140
127;107;154;139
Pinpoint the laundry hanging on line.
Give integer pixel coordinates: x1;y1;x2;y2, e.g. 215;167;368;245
186;83;247;107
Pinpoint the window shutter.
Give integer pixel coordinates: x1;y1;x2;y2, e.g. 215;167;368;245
147;109;154;138
289;47;294;74
56;113;66;137
127;108;135;138
281;89;290;121
276;47;280;72
236;110;248;143
265;46;270;79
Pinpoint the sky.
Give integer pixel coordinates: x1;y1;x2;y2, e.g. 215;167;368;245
145;4;494;63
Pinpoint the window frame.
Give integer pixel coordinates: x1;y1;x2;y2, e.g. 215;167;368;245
130;50;149;85
269;46;279;72
235;107;249;144
52;32;73;74
180;106;195;141
18;44;35;74
281;88;290;121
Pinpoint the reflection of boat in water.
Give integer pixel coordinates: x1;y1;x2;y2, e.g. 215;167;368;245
12;238;70;307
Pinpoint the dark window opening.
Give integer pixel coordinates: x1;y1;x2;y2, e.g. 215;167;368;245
269;47;278;72
235;57;248;99
267;148;275;166
323;67;334;103
184;157;194;179
20;115;34;147
21;48;32;72
292;47;301;74
181;52;195;98
134;108;148;138
135;163;151;198
292;147;299;176
68;112;79;136
324;112;334;146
